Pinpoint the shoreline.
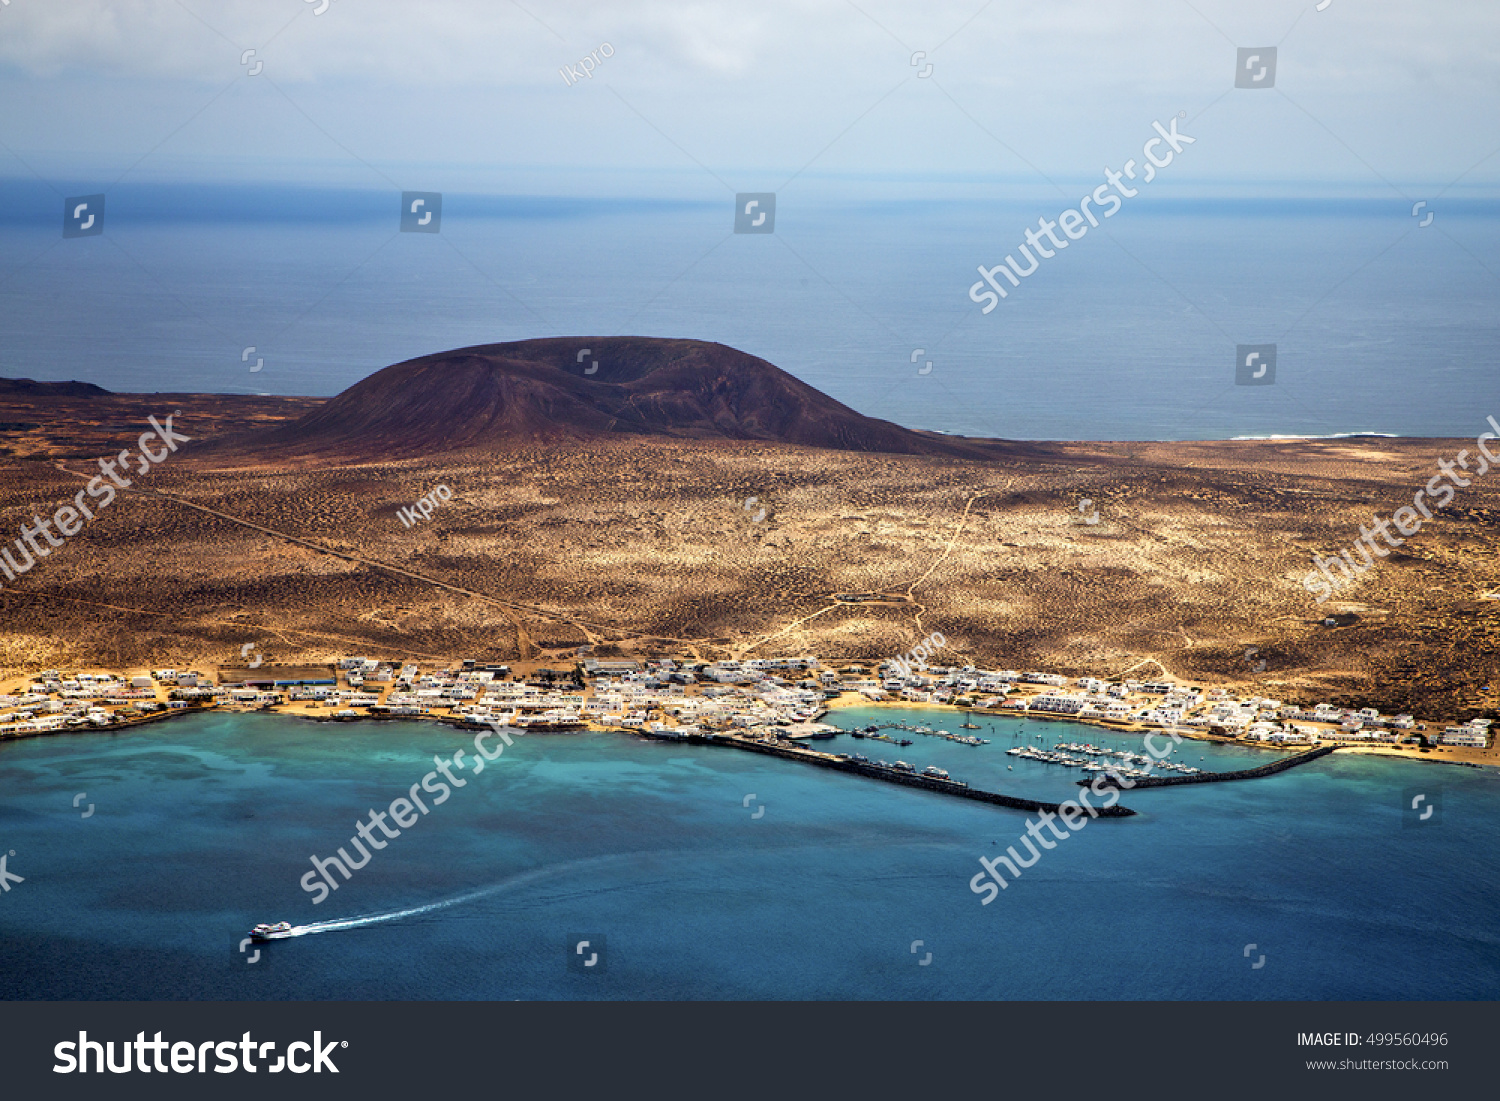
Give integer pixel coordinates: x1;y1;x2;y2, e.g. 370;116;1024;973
2;686;1491;780
1073;744;1341;790
0;701;1135;818
821;695;1494;770
630;724;1137;817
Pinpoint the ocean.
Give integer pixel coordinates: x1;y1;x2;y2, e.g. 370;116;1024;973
2;179;1499;441
1;707;1496;1000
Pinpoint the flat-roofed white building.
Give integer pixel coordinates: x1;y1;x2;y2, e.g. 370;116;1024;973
1030;694;1085;714
1440;726;1488;747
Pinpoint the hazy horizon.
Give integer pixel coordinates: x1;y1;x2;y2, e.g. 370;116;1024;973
2;0;1497;439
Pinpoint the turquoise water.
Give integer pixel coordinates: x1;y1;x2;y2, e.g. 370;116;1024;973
0;707;1496;1000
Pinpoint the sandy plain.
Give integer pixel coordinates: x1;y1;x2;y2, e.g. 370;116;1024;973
1;390;1497;727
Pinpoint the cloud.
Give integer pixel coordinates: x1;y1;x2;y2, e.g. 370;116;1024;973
0;0;792;84
4;0;1496;95
0;0;1495;188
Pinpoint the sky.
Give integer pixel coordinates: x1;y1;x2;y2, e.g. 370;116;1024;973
0;0;1496;437
1;0;1497;199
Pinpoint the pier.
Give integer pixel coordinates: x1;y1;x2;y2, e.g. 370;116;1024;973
638;728;1136;817
1076;744;1338;789
849;720;990;747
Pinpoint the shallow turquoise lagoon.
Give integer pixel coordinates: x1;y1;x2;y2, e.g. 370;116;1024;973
0;708;1495;1000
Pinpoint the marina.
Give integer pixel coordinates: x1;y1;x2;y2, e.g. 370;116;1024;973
1082;744;1340;789
845;721;991;747
2;707;1495;1002
1006;741;1207;780
637;725;1138;817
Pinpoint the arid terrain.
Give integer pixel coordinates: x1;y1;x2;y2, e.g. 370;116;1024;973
2;344;1498;723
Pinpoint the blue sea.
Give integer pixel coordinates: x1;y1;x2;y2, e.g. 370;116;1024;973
1;707;1496;1000
2;179;1499;440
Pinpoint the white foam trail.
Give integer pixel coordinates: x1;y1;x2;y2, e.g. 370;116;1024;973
271;851;669;939
283;866;563;937
1229;431;1400;441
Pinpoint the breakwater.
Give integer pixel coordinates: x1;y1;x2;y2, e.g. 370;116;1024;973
639;728;1136;817
1077;744;1338;789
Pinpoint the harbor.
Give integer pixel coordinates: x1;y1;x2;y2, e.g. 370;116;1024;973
636;724;1137;817
1079;744;1340;789
847;719;991;747
1009;741;1207;780
5;707;1495;1002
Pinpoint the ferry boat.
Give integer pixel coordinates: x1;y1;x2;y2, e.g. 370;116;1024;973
249;921;295;941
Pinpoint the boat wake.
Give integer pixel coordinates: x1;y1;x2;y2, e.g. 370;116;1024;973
264;851;672;940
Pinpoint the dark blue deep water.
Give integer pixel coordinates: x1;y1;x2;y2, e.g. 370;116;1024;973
1;707;1496;1000
2;181;1498;441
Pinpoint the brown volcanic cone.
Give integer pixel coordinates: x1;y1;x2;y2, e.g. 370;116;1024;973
0;377;111;397
221;337;1009;461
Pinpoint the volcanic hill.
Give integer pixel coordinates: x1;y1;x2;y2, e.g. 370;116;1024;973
0;378;110;398
227;337;1009;461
